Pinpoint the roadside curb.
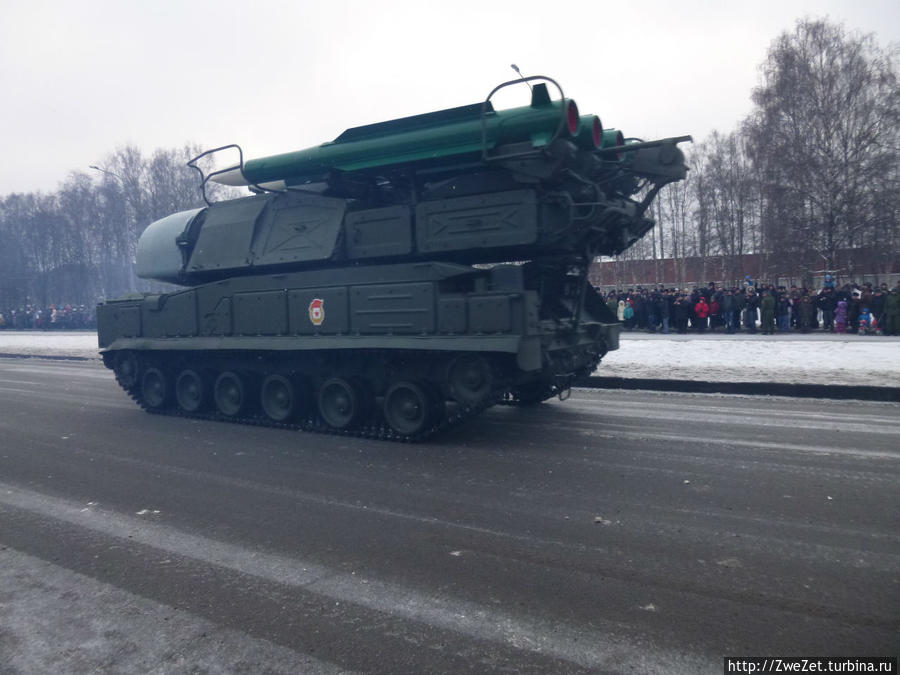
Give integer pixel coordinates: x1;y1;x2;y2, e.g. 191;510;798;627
0;352;97;362
578;376;900;402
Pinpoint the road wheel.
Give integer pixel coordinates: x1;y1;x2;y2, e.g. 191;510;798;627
318;377;363;430
447;355;492;405
214;371;248;417
260;374;303;423
175;369;207;413
383;381;433;436
114;351;140;389
141;367;169;409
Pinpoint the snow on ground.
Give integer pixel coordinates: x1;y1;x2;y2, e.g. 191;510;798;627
0;330;898;387
600;332;900;387
0;331;98;359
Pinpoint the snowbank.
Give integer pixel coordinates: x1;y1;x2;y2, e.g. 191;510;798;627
0;331;98;359
0;330;898;388
601;333;900;387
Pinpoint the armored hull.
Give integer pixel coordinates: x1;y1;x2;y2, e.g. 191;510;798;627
97;78;689;440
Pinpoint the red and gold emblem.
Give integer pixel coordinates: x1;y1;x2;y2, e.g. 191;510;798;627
308;298;324;326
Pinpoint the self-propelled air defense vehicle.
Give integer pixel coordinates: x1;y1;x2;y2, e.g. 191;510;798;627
97;77;690;440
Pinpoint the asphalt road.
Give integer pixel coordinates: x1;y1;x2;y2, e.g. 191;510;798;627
0;358;897;674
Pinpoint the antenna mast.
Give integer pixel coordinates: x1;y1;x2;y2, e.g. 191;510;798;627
510;64;533;91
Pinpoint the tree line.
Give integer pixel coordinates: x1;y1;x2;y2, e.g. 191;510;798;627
616;18;899;287
0;144;238;311
0;144;243;310
1;19;896;312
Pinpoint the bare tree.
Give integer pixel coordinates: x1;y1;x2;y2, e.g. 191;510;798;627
657;170;693;288
692;131;760;284
746;18;900;275
0;142;243;310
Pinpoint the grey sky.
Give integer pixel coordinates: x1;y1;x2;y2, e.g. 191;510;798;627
1;0;897;194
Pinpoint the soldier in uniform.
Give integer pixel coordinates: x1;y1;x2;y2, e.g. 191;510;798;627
720;289;735;334
798;295;815;333
883;286;900;336
870;287;886;332
743;288;759;334
760;290;776;335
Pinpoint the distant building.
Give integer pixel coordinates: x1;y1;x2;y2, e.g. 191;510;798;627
591;248;899;290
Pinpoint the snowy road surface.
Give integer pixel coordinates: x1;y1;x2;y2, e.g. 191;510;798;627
1;330;898;387
0;359;897;673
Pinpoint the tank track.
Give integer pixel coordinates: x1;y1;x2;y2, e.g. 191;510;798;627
112;352;504;443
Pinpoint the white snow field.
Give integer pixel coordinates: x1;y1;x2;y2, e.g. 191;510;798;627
0;330;898;387
600;332;900;387
0;331;99;359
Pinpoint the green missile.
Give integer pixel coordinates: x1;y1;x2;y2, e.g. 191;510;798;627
601;128;624;148
213;83;583;187
575;115;603;150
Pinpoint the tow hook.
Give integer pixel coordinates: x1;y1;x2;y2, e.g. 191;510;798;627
555;373;575;401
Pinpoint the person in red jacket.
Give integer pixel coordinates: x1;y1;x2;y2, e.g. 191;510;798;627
708;297;720;332
694;298;709;333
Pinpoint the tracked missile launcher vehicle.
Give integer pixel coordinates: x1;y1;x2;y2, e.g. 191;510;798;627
97;77;690;440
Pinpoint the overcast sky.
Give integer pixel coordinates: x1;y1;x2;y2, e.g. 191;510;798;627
1;0;897;195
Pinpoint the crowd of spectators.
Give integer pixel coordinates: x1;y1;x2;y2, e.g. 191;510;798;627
0;304;96;330
604;276;900;336
3;280;900;336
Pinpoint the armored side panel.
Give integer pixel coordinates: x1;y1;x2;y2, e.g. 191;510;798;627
437;295;466;334
233;290;288;336
469;295;513;334
345;206;412;259
196;282;233;336
350;283;435;334
96;300;141;347
251;194;346;267
183;193;346;280
187;197;269;274
416;190;537;253
132;291;196;339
